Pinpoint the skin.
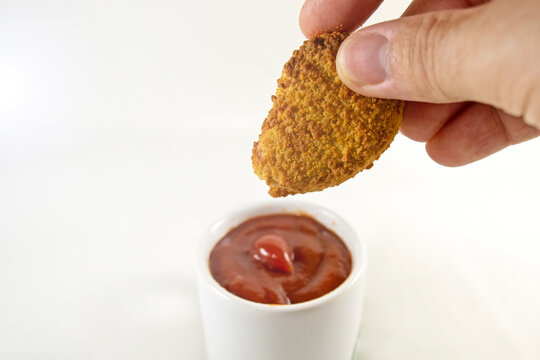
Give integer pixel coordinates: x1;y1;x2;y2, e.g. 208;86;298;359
300;0;540;166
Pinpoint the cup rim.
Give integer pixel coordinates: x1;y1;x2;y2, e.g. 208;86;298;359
197;200;367;312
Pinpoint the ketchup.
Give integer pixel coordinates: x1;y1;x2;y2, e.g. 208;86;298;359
253;234;294;274
209;214;352;305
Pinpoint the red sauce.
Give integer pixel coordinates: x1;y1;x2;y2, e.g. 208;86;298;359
209;214;352;305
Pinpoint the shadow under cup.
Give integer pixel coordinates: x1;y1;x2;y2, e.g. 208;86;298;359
197;201;367;360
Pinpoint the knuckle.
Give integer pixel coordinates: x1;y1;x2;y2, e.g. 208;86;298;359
523;86;540;129
404;12;460;101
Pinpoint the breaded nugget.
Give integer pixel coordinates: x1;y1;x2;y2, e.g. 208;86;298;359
252;31;404;197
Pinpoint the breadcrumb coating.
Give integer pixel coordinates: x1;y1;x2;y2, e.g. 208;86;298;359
252;32;404;197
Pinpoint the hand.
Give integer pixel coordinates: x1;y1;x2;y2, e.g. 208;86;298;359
300;0;540;166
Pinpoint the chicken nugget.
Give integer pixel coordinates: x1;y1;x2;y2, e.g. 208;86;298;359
252;31;404;197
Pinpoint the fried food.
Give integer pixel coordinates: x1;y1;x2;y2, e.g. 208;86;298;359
252;31;404;197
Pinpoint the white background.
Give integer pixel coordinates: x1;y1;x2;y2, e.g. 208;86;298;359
1;0;539;359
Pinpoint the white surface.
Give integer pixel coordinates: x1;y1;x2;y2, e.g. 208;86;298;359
198;202;365;360
0;0;539;359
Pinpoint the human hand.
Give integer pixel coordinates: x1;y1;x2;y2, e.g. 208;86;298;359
300;0;540;166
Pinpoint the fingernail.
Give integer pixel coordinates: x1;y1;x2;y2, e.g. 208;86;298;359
337;33;388;87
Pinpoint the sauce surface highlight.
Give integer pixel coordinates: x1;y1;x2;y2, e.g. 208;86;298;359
209;214;352;304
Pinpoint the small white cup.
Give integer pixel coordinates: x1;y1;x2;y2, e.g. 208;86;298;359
197;201;367;360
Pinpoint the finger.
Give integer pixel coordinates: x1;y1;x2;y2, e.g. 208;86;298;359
401;101;468;142
336;6;487;103
403;0;490;16
299;0;484;39
399;0;485;143
336;0;540;126
426;104;540;167
299;0;485;38
299;0;383;38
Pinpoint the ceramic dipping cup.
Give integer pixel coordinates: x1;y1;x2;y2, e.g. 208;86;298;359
197;201;366;360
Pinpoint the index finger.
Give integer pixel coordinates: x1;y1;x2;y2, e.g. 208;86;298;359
299;0;384;38
299;0;488;38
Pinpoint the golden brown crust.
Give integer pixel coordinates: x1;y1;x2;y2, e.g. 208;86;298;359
252;32;404;197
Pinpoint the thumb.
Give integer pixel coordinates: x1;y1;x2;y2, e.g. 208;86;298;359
336;1;540;126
